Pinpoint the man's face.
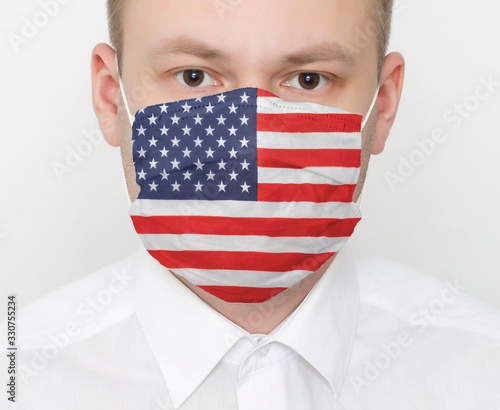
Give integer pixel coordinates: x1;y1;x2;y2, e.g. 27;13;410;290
116;0;381;200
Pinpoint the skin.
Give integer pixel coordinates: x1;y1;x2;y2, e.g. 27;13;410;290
91;0;404;334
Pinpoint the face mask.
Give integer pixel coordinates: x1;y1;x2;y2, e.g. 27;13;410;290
119;72;378;303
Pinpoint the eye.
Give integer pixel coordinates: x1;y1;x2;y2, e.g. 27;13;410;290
285;72;328;91
174;69;217;88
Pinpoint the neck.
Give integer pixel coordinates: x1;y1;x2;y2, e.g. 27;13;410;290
173;255;335;334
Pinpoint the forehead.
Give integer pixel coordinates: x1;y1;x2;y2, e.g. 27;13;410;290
124;0;372;62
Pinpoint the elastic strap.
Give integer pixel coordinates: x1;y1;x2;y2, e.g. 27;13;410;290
115;54;135;125
357;84;380;208
361;84;380;131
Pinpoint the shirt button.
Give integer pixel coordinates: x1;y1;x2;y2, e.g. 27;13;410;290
257;344;270;357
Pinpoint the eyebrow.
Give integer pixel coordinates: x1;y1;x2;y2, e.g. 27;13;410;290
147;35;356;67
147;35;231;63
282;42;356;66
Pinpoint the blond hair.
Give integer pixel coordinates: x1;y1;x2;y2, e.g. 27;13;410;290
106;0;126;73
368;0;394;75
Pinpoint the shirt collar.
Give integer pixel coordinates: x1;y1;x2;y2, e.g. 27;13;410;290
131;245;359;407
270;246;359;399
130;246;247;409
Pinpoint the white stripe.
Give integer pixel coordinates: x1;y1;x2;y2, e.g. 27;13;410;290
130;199;360;219
257;131;361;150
170;268;311;288
140;234;349;254
258;166;360;185
257;96;352;115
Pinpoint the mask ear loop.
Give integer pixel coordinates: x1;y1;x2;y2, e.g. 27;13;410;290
360;85;379;131
115;54;135;125
115;53;135;207
357;84;380;210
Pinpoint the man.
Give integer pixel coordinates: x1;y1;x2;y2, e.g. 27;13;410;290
96;0;403;331
3;0;500;409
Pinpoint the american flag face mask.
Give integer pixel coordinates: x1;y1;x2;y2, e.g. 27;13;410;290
120;81;377;303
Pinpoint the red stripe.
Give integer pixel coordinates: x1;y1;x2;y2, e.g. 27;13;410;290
257;148;360;168
148;250;335;272
258;184;356;203
198;285;287;303
132;215;360;237
257;113;361;133
257;89;278;98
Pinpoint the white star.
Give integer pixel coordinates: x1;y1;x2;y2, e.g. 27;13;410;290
194;137;203;147
228;103;238;114
229;170;239;180
136;125;146;136
171;114;180;125
148;114;158;125
241;159;250;170
182;125;192;135
218;181;227;192
149;158;158;169
138;108;146;114
149;137;158;147
240;115;249;126
137;147;147;158
205;147;215;158
217;115;227;125
182;102;191;112
205;125;215;136
217;137;226;147
182;147;192;157
240;137;250;147
218;159;227;170
206;170;216;181
195;97;203;102
240;182;251;193
160;125;169;135
240;92;250;103
217;93;226;103
193;114;203;125
170;158;180;170
205;102;214;113
228;147;238;158
160;147;169;157
183;170;192;180
137;169;147;180
160;104;168;113
228;125;238;136
160;169;169;180
171;181;181;191
194;181;204;192
171;137;180;147
149;181;158;191
194;159;204;170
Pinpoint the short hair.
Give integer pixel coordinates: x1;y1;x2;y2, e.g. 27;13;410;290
368;0;394;76
108;0;393;77
107;0;126;73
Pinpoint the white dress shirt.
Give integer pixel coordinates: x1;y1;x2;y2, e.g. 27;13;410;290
2;246;500;409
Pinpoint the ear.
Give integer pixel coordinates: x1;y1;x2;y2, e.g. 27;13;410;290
372;52;405;155
91;43;120;147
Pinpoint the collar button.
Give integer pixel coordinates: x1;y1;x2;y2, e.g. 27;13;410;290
256;344;270;358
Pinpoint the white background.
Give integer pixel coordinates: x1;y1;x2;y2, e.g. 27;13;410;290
1;0;499;317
